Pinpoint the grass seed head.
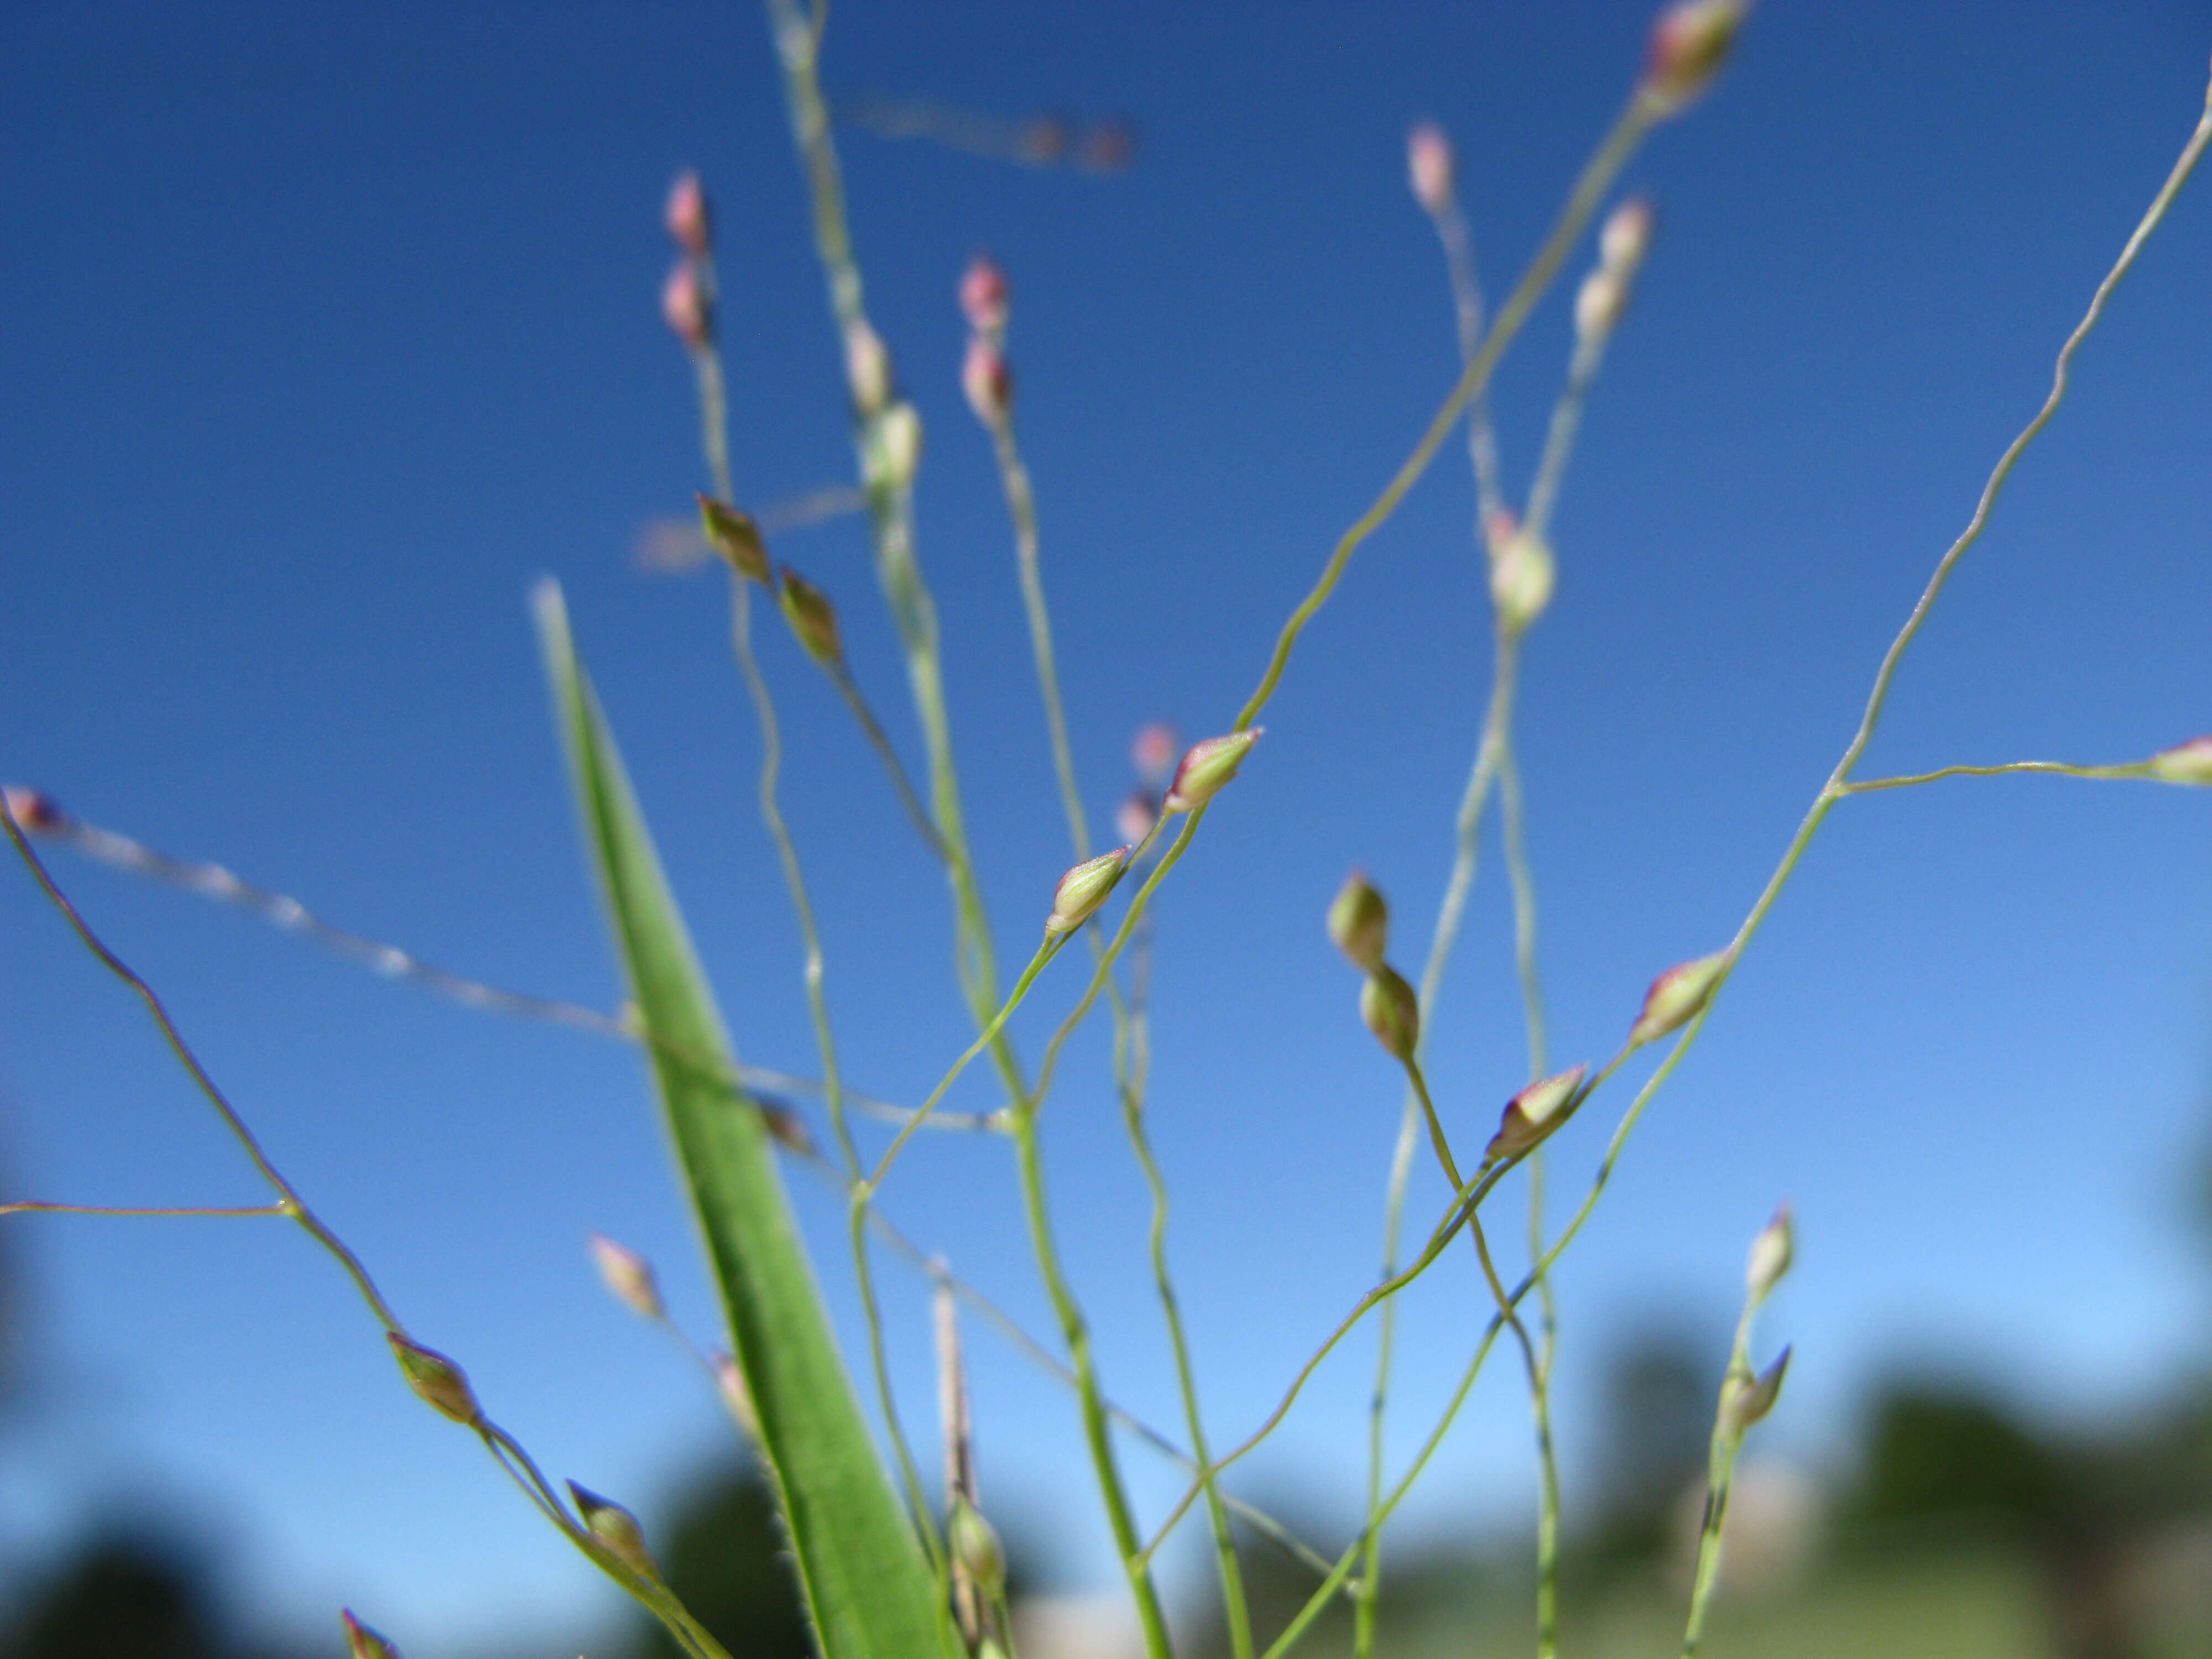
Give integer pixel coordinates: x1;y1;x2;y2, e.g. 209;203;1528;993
776;567;843;665
697;494;769;583
1746;1203;1794;1300
1164;729;1262;813
1629;950;1729;1046
1486;1063;1590;1162
664;168;711;257
1360;965;1420;1063
587;1232;662;1320
2147;734;2212;785
660;259;709;350
1642;0;1749;115
387;1334;479;1425
1327;871;1390;973
963;336;1013;427
1047;846;1132;936
960;252;1011;335
1406;121;1455;217
1;786;66;834
568;1481;662;1580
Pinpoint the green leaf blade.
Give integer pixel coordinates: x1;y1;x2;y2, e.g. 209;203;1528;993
534;580;955;1659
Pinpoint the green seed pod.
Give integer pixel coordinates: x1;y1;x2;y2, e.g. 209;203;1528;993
1359;966;1420;1063
2147;734;2212;785
1489;529;1556;635
1629;950;1729;1046
1722;1345;1792;1437
948;1501;1006;1598
1046;846;1131;936
387;1333;479;1425
1163;729;1263;813
1746;1204;1793;1301
776;567;843;666
1327;871;1390;972
342;1609;403;1659
1485;1063;1589;1162
697;494;769;583
569;1481;662;1580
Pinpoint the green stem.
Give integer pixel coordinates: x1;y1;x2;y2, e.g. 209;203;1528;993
1679;1300;1761;1657
826;657;954;864
1837;758;2147;794
1009;1099;1177;1659
1138;1156;1515;1565
990;413;1090;863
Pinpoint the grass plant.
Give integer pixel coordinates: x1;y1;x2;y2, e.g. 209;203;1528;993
6;6;2212;1658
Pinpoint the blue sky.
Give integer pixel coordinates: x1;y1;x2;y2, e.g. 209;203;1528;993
3;1;2210;1651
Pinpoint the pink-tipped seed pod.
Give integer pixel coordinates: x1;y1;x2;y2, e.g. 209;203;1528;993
587;1232;663;1321
1642;0;1749;114
1485;1063;1589;1162
1163;729;1262;814
664;169;711;256
661;259;710;350
1406;121;1455;217
1;785;66;833
962;336;1013;427
959;252;1010;336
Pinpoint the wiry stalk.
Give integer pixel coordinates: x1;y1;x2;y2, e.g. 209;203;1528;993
984;380;1256;1655
763;12;1170;1648
2;802;739;1659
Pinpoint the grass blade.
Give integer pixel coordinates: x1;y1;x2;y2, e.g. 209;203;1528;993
534;580;957;1659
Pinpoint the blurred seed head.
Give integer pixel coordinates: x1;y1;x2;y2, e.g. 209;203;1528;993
1164;729;1262;813
664;169;711;257
1574;267;1627;345
709;1347;760;1441
568;1481;661;1580
1629;950;1729;1046
758;1099;818;1156
587;1232;662;1320
1046;846;1132;936
1599;195;1657;274
1359;966;1421;1063
1406;121;1456;217
1078;119;1138;173
1722;1345;1792;1436
1115;789;1160;847
661;259;711;351
1746;1203;1794;1301
844;320;894;416
960;252;1011;336
387;1334;479;1425
1020;114;1072;165
963;336;1013;427
1;785;66;833
868;400;925;492
776;567;843;665
1642;0;1749;114
1483;505;1520;564
1486;1063;1589;1162
1489;529;1557;634
1131;722;1180;784
2147;734;2212;784
1327;871;1390;973
949;1500;1008;1597
697;494;769;584
342;1609;403;1659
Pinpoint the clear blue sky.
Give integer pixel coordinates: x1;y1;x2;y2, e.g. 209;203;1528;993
3;1;2210;1651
